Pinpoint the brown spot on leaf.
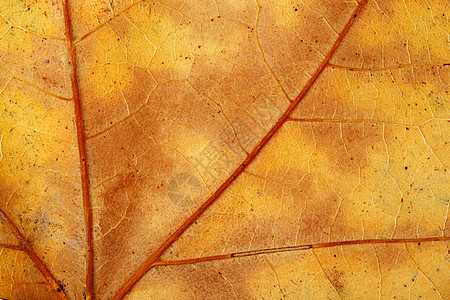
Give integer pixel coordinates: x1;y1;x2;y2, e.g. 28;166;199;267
327;268;345;291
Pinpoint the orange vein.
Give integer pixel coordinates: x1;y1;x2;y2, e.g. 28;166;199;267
62;0;94;298
287;117;411;127
153;254;232;267
112;1;368;298
0;209;68;299
328;62;449;71
0;243;25;251
153;236;450;266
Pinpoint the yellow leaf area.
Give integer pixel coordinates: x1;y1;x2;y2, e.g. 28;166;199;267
0;0;449;299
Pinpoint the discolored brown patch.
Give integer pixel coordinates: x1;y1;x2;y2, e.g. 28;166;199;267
146;81;220;126
93;172;154;299
373;243;410;273
122;67;157;112
188;55;234;96
297;174;341;244
107;14;132;42
86;131;137;186
327;268;345;292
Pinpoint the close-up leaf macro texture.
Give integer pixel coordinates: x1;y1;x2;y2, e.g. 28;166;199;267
0;0;449;299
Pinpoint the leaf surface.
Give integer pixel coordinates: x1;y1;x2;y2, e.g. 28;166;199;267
0;0;449;299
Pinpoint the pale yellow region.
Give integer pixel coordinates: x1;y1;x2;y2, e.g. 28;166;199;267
0;13;13;38
198;20;261;65
337;125;448;239
294;65;449;126
371;69;444;125
77;1;198;94
332;68;435;125
170;123;243;189
314;246;380;298
327;68;378;118
138;107;216;152
332;0;449;66
246;253;339;299
419;119;450;167
358;161;402;219
248;123;318;184
125;267;195;300
148;22;200;82
0;27;32;59
257;0;324;27
249;122;365;197
0;249;55;299
348;2;399;50
0;0;64;38
0;80;76;143
227;156;300;210
70;0;134;40
257;0;356;43
383;126;435;191
232;173;287;217
384;127;448;238
125;287;185;300
216;0;258;26
123;2;200;82
313;243;429;299
373;243;442;299
93;15;156;66
94;27;127;64
409;274;444;300
134;253;340;299
0;25;71;98
333;184;398;240
386;0;449;62
0;81;83;298
236;118;447;241
0;80;79;200
2;124;37;159
406;241;450;299
0;80;78;205
163;0;218;22
124;2;184;50
83;62;135;98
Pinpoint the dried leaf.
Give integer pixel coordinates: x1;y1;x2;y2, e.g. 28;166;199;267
0;0;449;299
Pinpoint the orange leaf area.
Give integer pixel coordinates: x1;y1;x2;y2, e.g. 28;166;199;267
0;0;448;299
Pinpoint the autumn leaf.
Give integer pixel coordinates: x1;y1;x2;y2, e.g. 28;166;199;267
0;0;449;299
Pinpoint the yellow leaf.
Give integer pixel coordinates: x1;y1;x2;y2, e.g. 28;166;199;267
0;0;448;299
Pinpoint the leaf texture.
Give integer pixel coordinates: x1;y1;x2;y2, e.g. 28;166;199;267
0;0;449;299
